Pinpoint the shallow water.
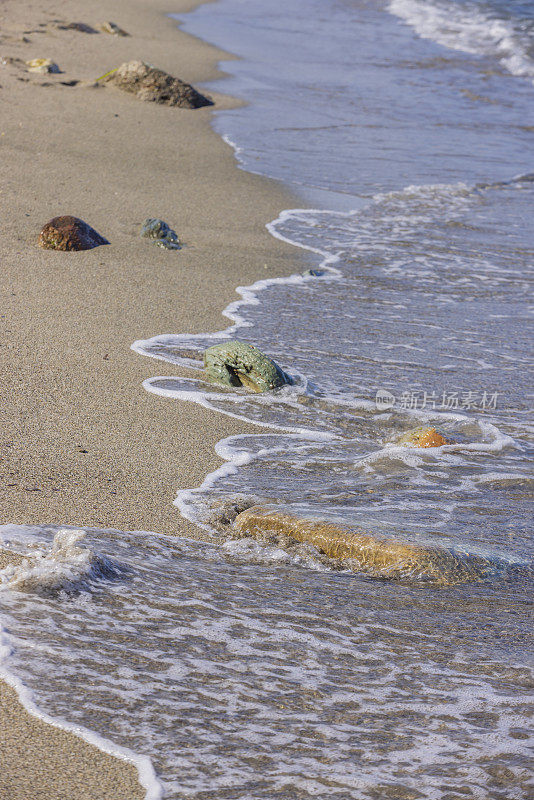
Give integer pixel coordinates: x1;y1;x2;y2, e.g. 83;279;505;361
137;171;533;569
1;0;533;798
1;525;533;799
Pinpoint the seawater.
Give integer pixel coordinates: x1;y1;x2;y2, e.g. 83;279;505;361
1;1;533;799
1;525;533;799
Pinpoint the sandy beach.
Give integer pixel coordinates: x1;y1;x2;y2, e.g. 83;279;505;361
0;0;299;795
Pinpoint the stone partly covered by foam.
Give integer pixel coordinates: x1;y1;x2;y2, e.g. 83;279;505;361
26;58;60;74
100;21;130;36
104;60;213;108
396;426;450;448
204;341;291;393
38;216;109;251
232;506;490;583
140;218;180;250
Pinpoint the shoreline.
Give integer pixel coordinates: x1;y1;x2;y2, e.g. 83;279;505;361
0;0;301;537
0;0;303;796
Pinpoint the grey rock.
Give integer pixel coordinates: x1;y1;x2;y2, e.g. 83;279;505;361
140;218;180;250
203;340;291;393
104;60;212;108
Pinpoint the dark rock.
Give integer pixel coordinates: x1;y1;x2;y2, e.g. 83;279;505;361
140;218;180;250
104;60;213;108
56;22;99;34
38;216;109;251
203;340;291;392
303;268;326;277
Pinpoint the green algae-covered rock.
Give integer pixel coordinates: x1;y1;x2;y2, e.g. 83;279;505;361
203;340;291;393
140;218;180;250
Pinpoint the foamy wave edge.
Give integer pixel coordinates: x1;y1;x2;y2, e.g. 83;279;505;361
132;176;525;544
388;0;534;81
0;528;164;800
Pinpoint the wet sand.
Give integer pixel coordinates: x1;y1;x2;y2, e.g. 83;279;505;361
0;0;300;795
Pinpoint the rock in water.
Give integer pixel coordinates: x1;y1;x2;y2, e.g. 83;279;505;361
104;60;213;108
38;216;109;251
232;506;485;583
395;427;449;448
203;341;291;392
140;218;180;250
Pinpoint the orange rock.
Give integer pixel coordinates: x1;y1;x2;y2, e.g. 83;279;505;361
396;426;449;448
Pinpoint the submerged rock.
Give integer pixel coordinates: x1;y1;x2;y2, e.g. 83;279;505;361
38;216;109;251
26;58;60;74
100;21;130;37
204;341;291;393
140;218;180;250
103;60;213;108
207;496;258;534
395;427;450;448
232;506;483;583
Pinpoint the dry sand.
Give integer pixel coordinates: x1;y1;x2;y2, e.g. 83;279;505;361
0;0;302;795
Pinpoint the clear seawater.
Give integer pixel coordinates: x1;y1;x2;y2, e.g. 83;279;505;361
1;1;533;799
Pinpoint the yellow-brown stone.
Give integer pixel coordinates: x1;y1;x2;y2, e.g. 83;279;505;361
233;506;478;582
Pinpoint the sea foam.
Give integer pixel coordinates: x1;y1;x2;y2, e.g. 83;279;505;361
389;0;534;80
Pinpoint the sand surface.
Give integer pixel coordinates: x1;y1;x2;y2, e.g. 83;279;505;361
0;0;300;795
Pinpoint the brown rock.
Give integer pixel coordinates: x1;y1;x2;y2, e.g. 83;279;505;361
104;60;213;108
233;506;482;583
38;216;109;251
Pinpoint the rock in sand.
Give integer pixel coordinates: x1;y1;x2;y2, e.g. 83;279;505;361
140;218;180;250
38;216;109;251
26;58;60;74
103;60;213;108
100;22;130;37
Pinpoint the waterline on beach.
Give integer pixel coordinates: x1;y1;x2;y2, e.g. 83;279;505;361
1;524;533;799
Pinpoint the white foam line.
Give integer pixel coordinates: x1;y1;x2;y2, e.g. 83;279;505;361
132;199;368;361
0;623;163;800
142;377;335;440
174;430;326;526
